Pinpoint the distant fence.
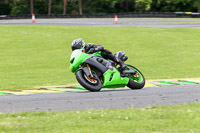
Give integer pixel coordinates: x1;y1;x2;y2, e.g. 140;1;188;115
0;12;200;19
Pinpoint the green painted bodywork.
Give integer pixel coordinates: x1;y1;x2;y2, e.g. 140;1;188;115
69;49;102;73
102;69;129;88
69;49;129;88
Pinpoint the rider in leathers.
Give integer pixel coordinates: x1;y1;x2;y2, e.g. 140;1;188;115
71;38;126;69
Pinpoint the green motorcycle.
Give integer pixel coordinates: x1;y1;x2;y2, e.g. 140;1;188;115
70;49;145;92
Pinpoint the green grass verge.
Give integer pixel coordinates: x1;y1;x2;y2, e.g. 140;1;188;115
0;25;200;90
0;103;200;133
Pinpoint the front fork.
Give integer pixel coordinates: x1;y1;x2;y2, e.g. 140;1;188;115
86;64;94;78
79;64;94;78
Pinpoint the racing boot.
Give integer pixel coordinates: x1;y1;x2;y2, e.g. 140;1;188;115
114;58;127;70
121;55;128;62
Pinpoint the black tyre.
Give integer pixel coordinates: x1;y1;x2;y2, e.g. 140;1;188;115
126;65;145;89
76;69;102;92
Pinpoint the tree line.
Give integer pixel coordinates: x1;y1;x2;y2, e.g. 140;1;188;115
0;0;200;15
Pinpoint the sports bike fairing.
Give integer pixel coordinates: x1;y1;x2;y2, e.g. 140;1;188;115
102;69;129;88
70;49;101;72
70;49;129;88
83;56;129;88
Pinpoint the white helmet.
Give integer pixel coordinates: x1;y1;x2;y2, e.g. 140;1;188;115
71;38;85;51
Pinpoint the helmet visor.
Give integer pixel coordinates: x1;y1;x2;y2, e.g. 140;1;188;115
71;44;82;51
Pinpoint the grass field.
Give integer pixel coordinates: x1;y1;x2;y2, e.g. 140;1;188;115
0;25;200;132
0;103;200;133
0;25;200;90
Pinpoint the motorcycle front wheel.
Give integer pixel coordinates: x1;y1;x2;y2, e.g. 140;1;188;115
75;69;102;92
126;65;145;89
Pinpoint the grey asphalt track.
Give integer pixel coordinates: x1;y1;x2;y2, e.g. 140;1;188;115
0;84;199;113
1;18;200;28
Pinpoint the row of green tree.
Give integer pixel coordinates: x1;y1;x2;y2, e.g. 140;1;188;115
0;0;200;15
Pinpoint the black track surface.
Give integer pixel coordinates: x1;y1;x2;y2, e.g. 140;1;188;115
0;85;199;113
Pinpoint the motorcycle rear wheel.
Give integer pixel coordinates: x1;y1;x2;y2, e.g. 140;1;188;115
76;69;102;92
126;65;145;89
